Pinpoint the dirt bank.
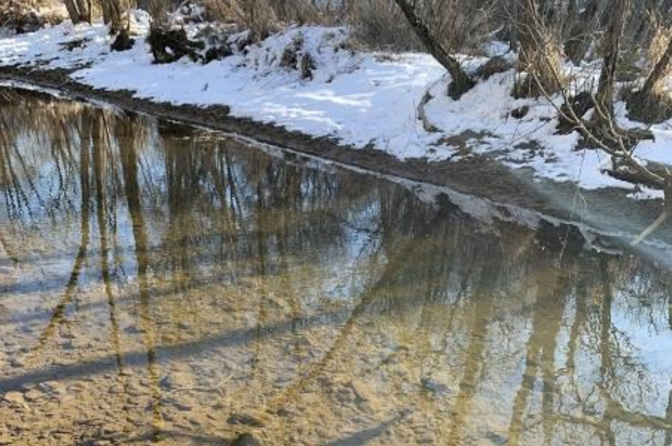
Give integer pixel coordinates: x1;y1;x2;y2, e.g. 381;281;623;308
0;64;668;249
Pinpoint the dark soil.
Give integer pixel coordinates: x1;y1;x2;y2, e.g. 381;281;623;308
111;30;135;52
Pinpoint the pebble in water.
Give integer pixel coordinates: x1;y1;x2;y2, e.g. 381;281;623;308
227;413;264;428
231;433;261;446
3;392;25;405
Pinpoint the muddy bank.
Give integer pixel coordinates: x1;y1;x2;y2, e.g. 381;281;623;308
0;64;667;246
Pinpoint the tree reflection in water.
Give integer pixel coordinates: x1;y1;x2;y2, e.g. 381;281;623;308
0;89;672;446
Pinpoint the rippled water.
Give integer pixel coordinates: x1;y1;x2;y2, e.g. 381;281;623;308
0;89;671;446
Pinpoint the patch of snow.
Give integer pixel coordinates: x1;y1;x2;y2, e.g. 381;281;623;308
627;188;666;201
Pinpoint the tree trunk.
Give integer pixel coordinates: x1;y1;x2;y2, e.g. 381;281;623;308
516;0;563;96
626;36;672;123
564;0;604;64
561;0;578;40
102;0;124;34
63;0;80;23
63;0;85;24
641;37;672;98
393;0;475;100
596;0;628;116
75;0;91;23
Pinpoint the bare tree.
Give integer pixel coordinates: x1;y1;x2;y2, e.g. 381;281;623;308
595;0;629;115
393;0;475;99
101;0;124;34
514;0;564;96
642;34;672;94
628;34;672;123
564;0;605;64
63;0;91;24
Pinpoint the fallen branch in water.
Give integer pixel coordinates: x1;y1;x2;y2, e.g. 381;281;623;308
631;210;669;246
527;44;672;246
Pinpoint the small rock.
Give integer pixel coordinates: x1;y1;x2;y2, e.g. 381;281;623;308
231;433;261;446
19;382;36;391
160;372;191;390
271;407;290;417
3;392;25;405
170;400;192;412
421;377;450;396
484;431;508;446
9;358;25;368
350;380;374;402
23;390;42;402
227;413;264;427
510;105;530;119
39;381;67;396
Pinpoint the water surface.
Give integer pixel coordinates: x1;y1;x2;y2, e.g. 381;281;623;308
1;89;672;446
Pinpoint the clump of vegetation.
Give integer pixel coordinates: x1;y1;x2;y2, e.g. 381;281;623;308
0;0;62;34
278;34;317;80
111;29;135;51
147;27;205;64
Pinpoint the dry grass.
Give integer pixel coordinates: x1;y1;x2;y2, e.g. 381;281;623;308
345;0;422;51
0;0;65;32
345;0;497;53
189;0;328;37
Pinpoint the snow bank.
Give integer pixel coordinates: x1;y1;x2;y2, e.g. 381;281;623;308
1;17;672;195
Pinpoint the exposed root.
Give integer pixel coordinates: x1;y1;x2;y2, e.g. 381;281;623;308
557;92;593;134
474;56;513;81
418;88;440;133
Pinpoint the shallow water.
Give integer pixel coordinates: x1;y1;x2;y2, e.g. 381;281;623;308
0;89;672;446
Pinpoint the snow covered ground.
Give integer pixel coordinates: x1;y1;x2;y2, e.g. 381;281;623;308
1;15;671;197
